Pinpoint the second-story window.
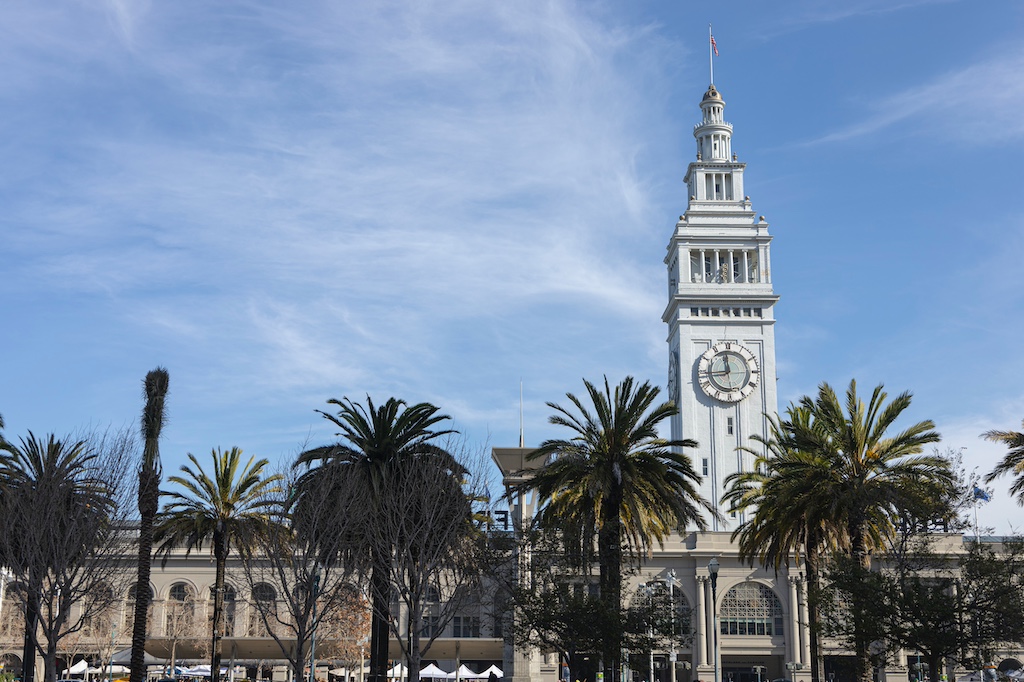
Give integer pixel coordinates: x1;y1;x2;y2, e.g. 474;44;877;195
453;615;480;638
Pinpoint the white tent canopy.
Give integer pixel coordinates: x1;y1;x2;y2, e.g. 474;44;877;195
480;666;502;679
387;664;409;679
92;665;129;675
419;664;450;680
65;661;89;676
446;665;486;680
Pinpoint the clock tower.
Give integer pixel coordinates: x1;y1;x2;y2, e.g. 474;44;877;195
663;82;779;532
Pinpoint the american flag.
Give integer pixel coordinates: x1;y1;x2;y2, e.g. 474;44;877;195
710;34;719;56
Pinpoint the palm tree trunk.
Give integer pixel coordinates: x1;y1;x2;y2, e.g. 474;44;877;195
368;557;392;682
21;571;42;682
211;533;228;682
131;367;168;682
130;467;159;682
806;546;824;682
598;487;623;682
849;521;872;682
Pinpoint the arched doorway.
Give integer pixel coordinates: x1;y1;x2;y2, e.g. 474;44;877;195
0;653;23;678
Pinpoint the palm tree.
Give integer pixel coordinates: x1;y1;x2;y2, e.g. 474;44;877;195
515;376;715;682
793;381;949;568
723;406;838;682
983;420;1024;501
156;448;283;682
0;433;110;682
789;380;951;682
293;397;458;682
130;368;169;682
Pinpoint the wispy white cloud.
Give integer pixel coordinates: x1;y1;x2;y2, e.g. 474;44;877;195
765;0;960;35
0;0;680;441
804;48;1024;145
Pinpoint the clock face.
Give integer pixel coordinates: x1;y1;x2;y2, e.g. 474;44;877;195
697;342;759;403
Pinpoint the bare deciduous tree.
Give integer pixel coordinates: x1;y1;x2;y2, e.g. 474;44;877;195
375;440;492;682
163;583;210;672
0;428;137;682
240;470;370;682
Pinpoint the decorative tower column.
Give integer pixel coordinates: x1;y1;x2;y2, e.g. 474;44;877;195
663;83;780;532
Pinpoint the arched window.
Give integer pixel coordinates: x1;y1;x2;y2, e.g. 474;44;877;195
248;584;276;637
1;584;26;638
0;653;23;677
209;585;237;636
124;584;154;633
169;583;192;602
165;582;196;637
84;583;116;637
998;659;1022;673
421;585;442;638
252;583;276;603
630;579;694;642
719;582;783;636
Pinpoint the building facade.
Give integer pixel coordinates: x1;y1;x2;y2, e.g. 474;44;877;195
492;80;1024;682
0;546;501;682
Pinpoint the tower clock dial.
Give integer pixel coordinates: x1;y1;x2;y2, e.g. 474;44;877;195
697;342;759;403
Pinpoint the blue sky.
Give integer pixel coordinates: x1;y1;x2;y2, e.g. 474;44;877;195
2;0;1022;532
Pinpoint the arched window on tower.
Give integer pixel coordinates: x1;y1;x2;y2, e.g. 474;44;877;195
719;582;783;636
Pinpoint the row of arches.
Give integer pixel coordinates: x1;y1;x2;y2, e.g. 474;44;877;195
631;580;784;637
0;581;285;641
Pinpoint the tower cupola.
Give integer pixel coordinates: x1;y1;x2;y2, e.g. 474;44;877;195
695;84;733;161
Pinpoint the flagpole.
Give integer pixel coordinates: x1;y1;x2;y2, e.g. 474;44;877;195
709;24;714;84
974;496;979;539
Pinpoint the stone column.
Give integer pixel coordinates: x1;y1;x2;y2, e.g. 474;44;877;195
798;578;811;665
788;577;800;666
695;577;707;669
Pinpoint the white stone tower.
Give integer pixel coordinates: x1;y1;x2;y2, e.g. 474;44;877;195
663;82;779;532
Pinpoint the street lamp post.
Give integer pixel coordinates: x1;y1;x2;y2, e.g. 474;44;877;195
663;571;678;682
709;560;720;682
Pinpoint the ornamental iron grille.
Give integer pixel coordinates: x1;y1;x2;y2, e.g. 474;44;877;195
719;582;783;636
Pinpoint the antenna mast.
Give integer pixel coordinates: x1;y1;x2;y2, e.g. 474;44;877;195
519;379;524;448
